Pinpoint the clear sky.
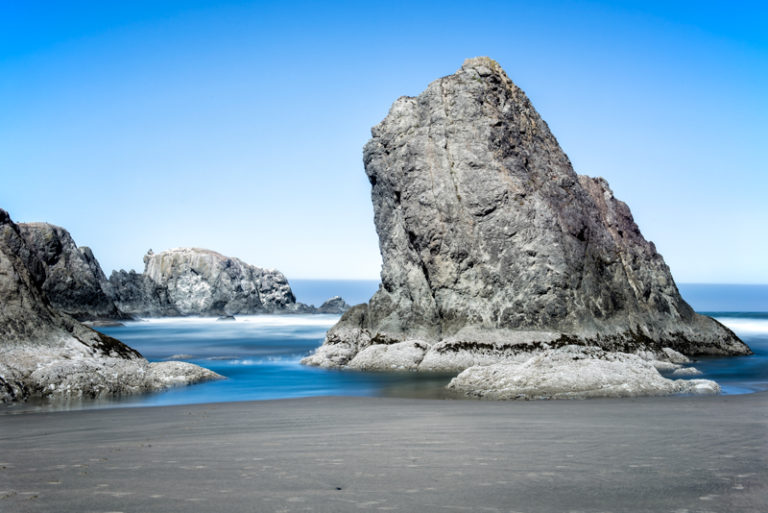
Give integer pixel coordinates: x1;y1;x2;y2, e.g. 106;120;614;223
1;1;766;282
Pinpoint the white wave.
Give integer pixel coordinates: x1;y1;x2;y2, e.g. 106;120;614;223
235;314;340;328
128;314;339;328
224;356;303;366
715;317;768;335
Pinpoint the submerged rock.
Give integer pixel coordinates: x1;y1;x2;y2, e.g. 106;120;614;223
0;209;221;404
84;320;126;328
303;57;750;376
447;346;719;400
17;222;125;321
109;248;299;317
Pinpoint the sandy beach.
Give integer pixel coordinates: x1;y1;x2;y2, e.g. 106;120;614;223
1;393;766;513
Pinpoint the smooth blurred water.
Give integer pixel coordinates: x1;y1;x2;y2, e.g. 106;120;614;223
6;282;767;412
689;313;768;395
48;314;457;411
17;311;760;412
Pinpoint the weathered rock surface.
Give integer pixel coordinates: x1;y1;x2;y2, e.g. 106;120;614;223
109;248;299;317
107;267;177;317
17;222;124;321
303;57;750;375
447;346;719;400
0;209;221;404
317;296;351;314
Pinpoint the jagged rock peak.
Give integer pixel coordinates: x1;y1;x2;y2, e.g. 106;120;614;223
461;56;506;75
303;57;749;372
17;222;124;321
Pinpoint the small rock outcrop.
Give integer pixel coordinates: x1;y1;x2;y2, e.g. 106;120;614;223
17;223;124;321
303;57;750;381
317;296;351;314
109;248;299;317
0;209;221;404
447;346;720;400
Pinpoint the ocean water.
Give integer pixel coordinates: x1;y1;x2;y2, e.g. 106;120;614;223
289;279;380;307
7;282;768;412
680;312;768;395
89;315;459;411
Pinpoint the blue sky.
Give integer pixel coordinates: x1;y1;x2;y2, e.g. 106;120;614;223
1;1;766;282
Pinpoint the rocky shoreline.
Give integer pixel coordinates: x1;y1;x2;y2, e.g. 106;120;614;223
14;221;350;321
1;208;354;404
0;209;222;404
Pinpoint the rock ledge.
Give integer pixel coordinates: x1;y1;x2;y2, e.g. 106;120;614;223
447;346;719;400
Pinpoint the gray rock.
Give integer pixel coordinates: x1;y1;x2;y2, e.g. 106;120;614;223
347;340;429;371
447;346;719;400
108;267;179;317
670;367;703;377
17;223;125;321
317;296;351;314
0;209;221;404
291;302;320;314
109;248;298;317
303;57;750;372
84;320;125;327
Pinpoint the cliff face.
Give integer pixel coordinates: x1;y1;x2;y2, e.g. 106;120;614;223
18;223;124;320
0;210;220;404
110;248;298;316
303;57;749;371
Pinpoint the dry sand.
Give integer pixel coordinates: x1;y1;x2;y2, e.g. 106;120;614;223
1;393;766;512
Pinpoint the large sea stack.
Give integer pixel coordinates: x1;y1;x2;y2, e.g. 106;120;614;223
0;209;220;403
303;57;749;381
109;248;300;316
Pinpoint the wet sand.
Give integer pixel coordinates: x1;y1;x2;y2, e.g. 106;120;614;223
1;393;766;512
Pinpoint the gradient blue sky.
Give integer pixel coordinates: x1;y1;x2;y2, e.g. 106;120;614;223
1;1;766;282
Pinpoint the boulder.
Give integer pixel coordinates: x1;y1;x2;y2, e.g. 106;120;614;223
447;346;720;400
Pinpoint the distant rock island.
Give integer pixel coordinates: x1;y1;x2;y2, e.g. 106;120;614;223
316;295;351;314
302;57;750;397
108;248;350;317
0;209;221;404
5;221;349;320
110;248;299;317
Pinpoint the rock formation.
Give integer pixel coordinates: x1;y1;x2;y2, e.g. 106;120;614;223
109;248;300;317
446;346;720;400
17;222;124;321
317;296;351;314
0;209;221;404
303;57;750;390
